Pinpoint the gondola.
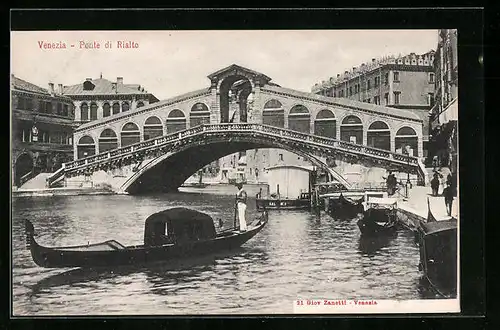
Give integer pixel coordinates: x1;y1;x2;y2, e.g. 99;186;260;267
328;193;364;218
357;197;398;236
416;199;457;298
25;207;268;269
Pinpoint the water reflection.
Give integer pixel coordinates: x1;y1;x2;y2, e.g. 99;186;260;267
358;232;398;256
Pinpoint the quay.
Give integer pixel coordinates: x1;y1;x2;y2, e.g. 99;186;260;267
12;186;115;198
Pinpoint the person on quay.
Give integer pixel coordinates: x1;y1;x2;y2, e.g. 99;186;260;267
443;183;454;216
431;172;440;197
236;182;248;232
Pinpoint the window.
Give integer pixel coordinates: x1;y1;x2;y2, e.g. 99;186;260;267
384;93;389;105
38;100;45;113
279;153;283;162
112;102;120;114
45;102;52;114
429;73;435;83
80;103;89;121
349;86;353;96
333;91;336;97
367;80;371;89
122;102;130;112
374;76;380;87
90;103;98;120
394;92;401;105
103;103;111;117
57;103;63;115
137;101;145;108
393;71;400;82
367;98;371;103
384;72;389;85
18;96;27;110
374;95;380;105
63;104;69;116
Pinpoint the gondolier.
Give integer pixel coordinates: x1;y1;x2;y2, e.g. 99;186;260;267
236;183;248;232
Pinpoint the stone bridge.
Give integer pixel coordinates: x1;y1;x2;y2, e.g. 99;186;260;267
47;64;427;193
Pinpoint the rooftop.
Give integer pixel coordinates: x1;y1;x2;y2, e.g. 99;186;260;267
11;75;50;95
63;77;153;96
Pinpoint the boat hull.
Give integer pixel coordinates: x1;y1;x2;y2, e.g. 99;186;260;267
328;194;364;218
256;198;310;210
357;209;398;236
26;214;268;269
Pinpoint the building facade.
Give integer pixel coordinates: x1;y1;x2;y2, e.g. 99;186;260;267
312;51;436;159
428;29;458;175
11;75;75;187
62;75;160;127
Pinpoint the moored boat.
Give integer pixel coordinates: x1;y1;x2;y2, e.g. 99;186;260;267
25;207;268;269
328;193;364;218
357;197;398;236
256;192;311;210
416;202;457;298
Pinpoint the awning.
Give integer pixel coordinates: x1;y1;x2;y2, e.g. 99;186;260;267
438;97;458;125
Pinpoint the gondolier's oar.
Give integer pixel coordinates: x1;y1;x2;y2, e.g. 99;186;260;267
233;194;238;230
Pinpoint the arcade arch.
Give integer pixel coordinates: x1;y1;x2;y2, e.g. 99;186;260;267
143;116;163;140
166;109;187;133
262;99;284;128
189;103;210;127
121;122;141;147
99;128;118;152
288;105;310;133
340;115;363;144
395;126;418;156
314;109;336;138
367;121;391;151
77;135;96;159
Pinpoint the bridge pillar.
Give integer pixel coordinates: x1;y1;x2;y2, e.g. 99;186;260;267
251;79;262;124
390;134;396;153
209;85;220;123
362;126;368;146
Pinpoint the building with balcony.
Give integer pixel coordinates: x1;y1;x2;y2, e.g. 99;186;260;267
62;75;160;126
311;51;436;159
428;29;458;174
11;74;76;187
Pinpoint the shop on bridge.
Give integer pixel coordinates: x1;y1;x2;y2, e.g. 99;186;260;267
166;109;187;134
99;128;119;153
121;122;141;147
143;116;163;140
262;99;284;128
395;127;418;156
77;135;96;159
314;109;336;139
367;121;391;151
189;103;210;127
340;115;363;144
288;105;310;133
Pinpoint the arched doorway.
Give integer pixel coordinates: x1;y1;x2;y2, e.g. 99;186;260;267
262;99;284;128
121;122;141;147
143;116;163;140
367;121;391;151
99;128;118;152
189;103;210;127
395;126;418;156
288;105;311;133
15;153;33;187
166;109;187;133
219;76;252;123
314;109;336;138
340;115;363;144
77;135;96;159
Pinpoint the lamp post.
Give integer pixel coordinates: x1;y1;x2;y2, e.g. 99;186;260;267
403;145;412;198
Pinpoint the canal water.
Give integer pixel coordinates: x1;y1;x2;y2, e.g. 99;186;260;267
12;185;439;315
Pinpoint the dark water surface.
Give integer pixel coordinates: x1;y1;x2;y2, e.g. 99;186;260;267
12;187;436;315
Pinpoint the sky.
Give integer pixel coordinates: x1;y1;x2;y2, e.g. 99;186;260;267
11;30;438;100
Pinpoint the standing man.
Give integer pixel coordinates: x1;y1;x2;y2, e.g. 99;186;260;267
235;182;248;232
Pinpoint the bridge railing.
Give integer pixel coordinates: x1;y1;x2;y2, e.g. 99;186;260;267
54;123;422;183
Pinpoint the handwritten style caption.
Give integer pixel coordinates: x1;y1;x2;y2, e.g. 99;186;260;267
37;40;139;50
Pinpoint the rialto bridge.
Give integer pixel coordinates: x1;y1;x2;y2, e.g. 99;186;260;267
47;64;426;194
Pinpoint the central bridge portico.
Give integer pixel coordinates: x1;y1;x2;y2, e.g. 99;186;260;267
49;64;426;193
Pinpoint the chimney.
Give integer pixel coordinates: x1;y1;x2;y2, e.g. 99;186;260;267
58;83;63;94
344;71;348;75
48;82;54;94
337;74;340;78
352;67;357;72
117;77;123;85
372;58;376;63
112;82;117;90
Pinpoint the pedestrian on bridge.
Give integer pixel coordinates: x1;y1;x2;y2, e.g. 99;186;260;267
235;182;248;232
431;172;440;196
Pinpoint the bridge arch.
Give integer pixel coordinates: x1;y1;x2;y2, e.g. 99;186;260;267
98;128;118;152
166;109;187;133
77;135;96;159
143;116;164;141
262;99;284;127
340;114;363;144
121;122;141;147
288;104;311;133
314;109;336;138
120;136;349;194
367;120;391;151
189;102;210;127
395;126;418;156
